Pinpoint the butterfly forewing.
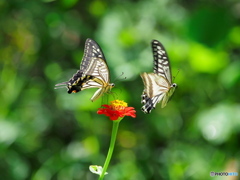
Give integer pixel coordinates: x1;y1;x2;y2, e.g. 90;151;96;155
83;58;110;84
152;40;172;84
80;39;107;75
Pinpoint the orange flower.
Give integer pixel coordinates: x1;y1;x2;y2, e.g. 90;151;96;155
97;100;136;120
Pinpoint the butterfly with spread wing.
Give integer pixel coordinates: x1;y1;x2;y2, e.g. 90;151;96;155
140;40;177;113
55;38;114;102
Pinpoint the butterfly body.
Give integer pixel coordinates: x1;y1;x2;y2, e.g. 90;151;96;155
141;40;177;113
55;38;114;102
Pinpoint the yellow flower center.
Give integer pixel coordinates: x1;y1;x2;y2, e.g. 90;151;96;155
110;100;128;111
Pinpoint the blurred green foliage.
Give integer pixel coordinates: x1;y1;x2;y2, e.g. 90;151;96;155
1;0;240;179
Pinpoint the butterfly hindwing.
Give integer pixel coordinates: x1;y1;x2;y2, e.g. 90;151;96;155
141;91;165;113
55;71;95;93
141;40;177;113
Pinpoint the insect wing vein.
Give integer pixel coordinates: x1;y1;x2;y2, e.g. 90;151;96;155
152;40;172;84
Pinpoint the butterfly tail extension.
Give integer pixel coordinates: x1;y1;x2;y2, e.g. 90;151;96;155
54;70;82;89
54;82;68;89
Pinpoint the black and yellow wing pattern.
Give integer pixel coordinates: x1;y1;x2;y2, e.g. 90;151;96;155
140;40;177;113
55;38;114;102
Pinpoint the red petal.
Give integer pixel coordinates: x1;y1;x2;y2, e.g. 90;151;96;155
97;104;136;120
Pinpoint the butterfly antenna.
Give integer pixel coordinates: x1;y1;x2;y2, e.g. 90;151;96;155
54;81;68;89
113;72;127;83
173;69;181;82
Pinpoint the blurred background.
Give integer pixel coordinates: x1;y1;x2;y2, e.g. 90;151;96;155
1;0;240;179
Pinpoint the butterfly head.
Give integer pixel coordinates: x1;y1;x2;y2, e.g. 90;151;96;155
167;83;177;99
110;83;115;88
171;83;177;88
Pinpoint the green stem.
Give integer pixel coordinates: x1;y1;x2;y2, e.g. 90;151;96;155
98;120;121;180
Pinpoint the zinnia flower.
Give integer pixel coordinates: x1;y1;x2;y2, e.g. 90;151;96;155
97;100;136;120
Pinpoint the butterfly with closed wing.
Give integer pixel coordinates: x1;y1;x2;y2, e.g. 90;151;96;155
140;40;177;113
55;38;114;102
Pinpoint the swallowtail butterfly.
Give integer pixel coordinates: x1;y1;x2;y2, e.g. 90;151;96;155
140;40;177;113
55;38;114;102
